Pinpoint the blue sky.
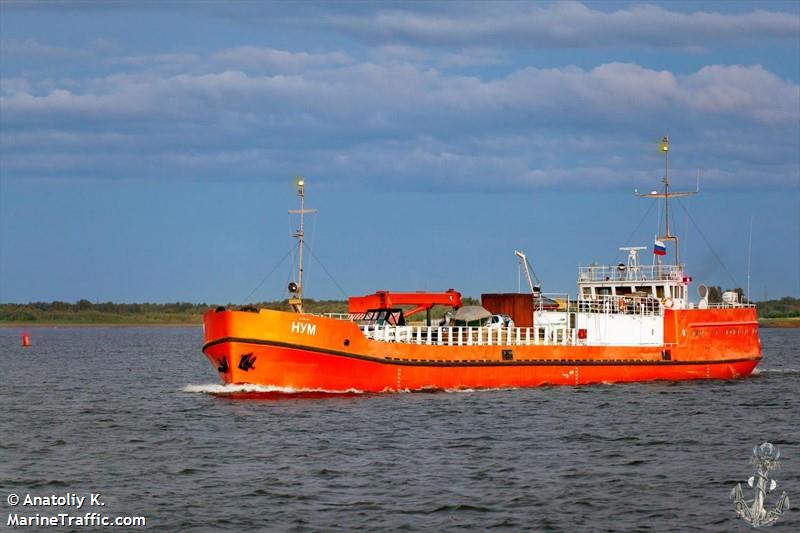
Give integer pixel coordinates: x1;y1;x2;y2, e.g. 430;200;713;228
1;1;798;304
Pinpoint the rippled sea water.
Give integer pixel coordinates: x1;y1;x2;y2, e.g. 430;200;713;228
1;327;798;532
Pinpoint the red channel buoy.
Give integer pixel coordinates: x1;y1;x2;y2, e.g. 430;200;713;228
21;333;31;347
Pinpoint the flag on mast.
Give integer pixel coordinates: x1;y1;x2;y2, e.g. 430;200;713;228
653;239;667;256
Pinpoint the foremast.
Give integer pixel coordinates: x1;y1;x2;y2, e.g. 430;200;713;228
288;176;317;313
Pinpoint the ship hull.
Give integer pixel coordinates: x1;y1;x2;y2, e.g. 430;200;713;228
202;308;761;392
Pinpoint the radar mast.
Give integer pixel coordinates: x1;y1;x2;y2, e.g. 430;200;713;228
635;136;698;266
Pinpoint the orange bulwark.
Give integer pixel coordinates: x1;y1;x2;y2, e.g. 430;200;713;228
202;306;760;392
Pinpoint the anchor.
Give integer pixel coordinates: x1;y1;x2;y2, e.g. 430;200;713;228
216;356;228;373
730;442;790;527
238;353;257;371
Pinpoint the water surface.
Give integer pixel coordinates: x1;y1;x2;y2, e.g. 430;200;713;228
1;327;798;531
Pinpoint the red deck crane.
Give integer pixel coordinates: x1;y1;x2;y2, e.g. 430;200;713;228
348;289;463;325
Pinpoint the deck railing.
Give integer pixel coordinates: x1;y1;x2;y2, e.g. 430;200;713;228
319;312;351;320
360;324;576;347
572;294;662;316
690;302;756;309
539;293;662;316
578;264;683;283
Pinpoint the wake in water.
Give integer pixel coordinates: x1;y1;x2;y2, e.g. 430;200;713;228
752;368;800;375
182;383;522;398
183;383;367;399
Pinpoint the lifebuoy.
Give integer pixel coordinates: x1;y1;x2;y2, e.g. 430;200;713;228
662;297;674;309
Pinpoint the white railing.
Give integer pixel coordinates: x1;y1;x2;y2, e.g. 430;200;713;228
689;302;756;309
360;325;576;347
574;294;662;316
535;292;569;312
578;264;683;283
536;293;662;316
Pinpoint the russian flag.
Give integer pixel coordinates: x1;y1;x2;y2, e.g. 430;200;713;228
653;239;667;256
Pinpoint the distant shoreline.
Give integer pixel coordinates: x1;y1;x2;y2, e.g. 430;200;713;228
759;317;800;328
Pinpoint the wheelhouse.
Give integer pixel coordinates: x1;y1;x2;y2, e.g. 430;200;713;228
578;247;690;309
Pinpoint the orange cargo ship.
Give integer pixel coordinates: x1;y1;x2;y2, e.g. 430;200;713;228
202;140;761;392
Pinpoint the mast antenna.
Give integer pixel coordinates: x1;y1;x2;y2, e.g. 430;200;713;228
635;136;697;266
288;176;317;313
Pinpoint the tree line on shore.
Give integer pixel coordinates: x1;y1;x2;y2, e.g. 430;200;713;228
0;299;346;323
0;295;798;323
